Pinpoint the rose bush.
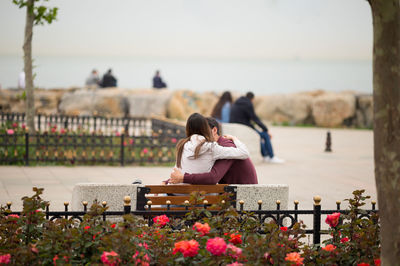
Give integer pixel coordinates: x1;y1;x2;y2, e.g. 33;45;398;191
0;189;380;265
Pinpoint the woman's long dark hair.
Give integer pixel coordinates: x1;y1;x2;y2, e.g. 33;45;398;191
211;91;233;119
176;113;213;168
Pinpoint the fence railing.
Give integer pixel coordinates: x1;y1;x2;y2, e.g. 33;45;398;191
0;112;185;137
4;195;378;245
0;132;182;165
0;112;185;165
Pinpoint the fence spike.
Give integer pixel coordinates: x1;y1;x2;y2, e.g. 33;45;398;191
6;201;12;210
294;200;299;205
147;200;153;206
102;201;107;207
221;200;225;204
203;200;208;205
64;202;69;206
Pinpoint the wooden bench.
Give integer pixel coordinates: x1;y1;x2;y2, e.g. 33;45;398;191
136;184;237;211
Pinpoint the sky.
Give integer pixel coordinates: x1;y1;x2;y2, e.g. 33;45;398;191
0;0;373;60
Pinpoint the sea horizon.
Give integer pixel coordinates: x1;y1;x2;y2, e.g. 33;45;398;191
0;55;373;95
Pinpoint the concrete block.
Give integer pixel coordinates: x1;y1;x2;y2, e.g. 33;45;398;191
72;183;142;211
234;184;289;210
221;123;263;164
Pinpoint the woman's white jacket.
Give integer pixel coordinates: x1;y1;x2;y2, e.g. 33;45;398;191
179;134;249;174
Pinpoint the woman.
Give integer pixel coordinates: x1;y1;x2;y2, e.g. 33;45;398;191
175;113;249;175
211;91;233;123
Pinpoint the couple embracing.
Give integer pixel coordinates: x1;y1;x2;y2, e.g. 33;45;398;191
165;113;258;185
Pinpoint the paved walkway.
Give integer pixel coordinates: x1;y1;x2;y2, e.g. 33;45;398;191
0;126;376;212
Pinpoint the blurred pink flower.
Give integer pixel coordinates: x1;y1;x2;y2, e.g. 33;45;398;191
115;131;121;137
0;254;11;264
101;251;120;266
143;148;149;154
325;212;340;227
206;237;227;256
6;129;14;135
12;123;18;128
193;222;210;236
225;244;242;259
153;215;169;227
171;138;177;143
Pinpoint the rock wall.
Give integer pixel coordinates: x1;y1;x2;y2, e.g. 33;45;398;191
0;88;373;128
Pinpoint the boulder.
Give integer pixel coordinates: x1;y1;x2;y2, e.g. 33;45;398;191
126;89;173;117
59;88;126;117
254;93;313;125
311;92;356;127
0;89;23;112
167;90;199;120
35;89;65;115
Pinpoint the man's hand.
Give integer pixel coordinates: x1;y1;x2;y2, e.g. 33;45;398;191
222;134;237;141
170;167;184;184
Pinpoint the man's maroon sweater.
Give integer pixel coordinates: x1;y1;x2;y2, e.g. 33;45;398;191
183;136;258;184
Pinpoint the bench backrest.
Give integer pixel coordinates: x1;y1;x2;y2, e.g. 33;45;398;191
136;184;236;211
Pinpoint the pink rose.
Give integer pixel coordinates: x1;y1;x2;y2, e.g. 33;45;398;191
325;212;341;227
6;129;14;135
206;237;227;256
0;254;11;264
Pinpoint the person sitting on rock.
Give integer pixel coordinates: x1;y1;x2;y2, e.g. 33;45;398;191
230;91;284;164
152;70;167;89
100;69;117;88
169;117;258;184
85;69;100;87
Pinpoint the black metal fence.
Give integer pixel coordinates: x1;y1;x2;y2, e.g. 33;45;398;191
0;112;185;165
0;112;185;137
4;196;378;245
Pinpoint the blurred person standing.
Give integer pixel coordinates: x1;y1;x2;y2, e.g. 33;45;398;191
211;91;233;123
18;71;25;89
152;70;167;89
230;91;284;164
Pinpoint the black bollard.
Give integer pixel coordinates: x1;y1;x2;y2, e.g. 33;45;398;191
325;131;332;152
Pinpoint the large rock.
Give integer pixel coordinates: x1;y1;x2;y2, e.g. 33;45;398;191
59;88;126;116
0;89;23;112
166;90;218;120
311;92;356;127
126;89;173;117
254;93;313;125
35;89;65;115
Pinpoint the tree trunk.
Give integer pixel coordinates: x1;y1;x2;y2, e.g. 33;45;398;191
23;0;35;133
369;0;400;264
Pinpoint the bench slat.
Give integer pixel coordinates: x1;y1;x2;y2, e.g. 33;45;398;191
146;195;222;205
145;206;221;211
145;184;227;194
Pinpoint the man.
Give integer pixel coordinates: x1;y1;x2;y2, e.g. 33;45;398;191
152;70;167;89
230;92;284;163
101;69;117;88
169;117;258;184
